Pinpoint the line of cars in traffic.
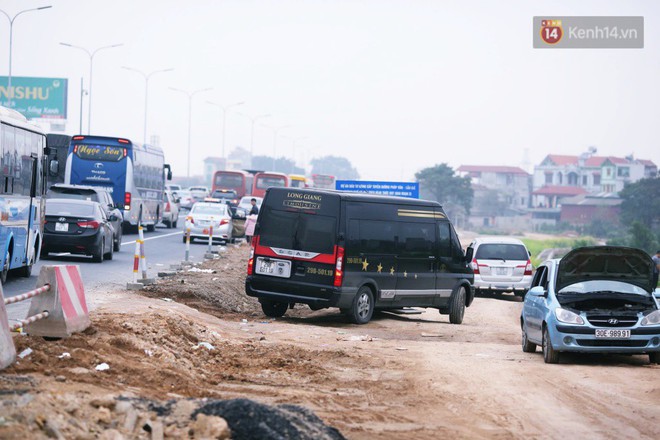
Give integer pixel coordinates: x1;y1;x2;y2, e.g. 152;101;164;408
166;184;263;245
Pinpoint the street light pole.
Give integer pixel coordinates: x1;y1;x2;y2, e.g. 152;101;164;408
291;136;308;173
238;113;270;169
206;100;244;167
0;6;52;105
122;66;174;144
170;87;212;179
60;42;123;133
266;125;290;171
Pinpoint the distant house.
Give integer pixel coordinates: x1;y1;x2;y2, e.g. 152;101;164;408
457;165;531;211
203;157;226;187
559;194;622;225
532;185;588;209
533;149;656;194
457;165;531;231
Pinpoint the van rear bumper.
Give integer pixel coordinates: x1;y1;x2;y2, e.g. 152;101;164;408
245;277;358;309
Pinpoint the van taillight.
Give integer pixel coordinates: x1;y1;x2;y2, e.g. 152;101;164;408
124;192;131;210
471;258;480;274
247;235;259;275
524;260;533;276
333;246;345;287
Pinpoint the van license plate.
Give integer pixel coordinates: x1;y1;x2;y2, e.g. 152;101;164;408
256;258;291;278
55;222;69;232
595;329;630;339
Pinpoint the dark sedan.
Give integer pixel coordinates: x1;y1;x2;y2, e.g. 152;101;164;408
42;199;116;262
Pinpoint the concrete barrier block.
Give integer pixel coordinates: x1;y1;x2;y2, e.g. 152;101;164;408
0;285;17;370
25;265;90;338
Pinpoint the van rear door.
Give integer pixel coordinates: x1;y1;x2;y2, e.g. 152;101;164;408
252;189;340;293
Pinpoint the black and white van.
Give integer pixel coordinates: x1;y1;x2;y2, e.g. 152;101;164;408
245;188;475;324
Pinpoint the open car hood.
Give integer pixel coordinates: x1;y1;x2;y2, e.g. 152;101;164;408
556;246;656;293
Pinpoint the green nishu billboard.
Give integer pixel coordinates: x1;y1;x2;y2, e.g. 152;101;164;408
0;76;68;120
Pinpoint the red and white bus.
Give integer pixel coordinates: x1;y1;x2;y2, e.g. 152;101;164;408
310;174;336;190
212;170;254;198
252;172;289;198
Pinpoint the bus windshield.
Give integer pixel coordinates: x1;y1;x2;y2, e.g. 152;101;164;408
256;175;286;189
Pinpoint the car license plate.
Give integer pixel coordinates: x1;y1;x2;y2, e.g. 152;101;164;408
55;222;69;232
255;258;291;278
496;267;508;276
595;329;631;339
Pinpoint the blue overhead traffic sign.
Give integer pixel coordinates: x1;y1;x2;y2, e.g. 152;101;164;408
336;180;419;199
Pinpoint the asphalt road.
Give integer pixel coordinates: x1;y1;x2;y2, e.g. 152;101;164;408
1;217;230;324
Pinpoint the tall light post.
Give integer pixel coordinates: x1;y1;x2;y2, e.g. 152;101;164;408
60;41;123;133
265;124;290;171
170;87;212;179
238;113;270;168
1;5;52;105
291;136;308;173
122;66;173;144
206;100;244;167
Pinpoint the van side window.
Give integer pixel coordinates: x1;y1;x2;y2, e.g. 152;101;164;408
437;222;451;257
449;226;464;262
357;220;397;253
400;222;435;257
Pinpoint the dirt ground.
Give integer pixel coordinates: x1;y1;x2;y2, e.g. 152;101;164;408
1;244;660;439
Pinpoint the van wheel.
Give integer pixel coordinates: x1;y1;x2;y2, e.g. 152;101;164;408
349;286;374;324
261;301;288;318
449;286;466;324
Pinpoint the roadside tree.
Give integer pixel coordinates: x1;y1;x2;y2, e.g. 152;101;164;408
415;163;473;215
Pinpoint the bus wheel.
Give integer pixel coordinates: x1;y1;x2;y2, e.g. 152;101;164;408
261;300;288;318
147;223;155;232
18;256;33;278
1;250;10;284
349;286;374;324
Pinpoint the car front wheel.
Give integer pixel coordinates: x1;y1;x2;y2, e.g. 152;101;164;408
449;286;466;324
649;352;660;364
543;326;560;364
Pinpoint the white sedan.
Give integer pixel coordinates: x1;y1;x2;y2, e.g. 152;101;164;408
183;202;233;243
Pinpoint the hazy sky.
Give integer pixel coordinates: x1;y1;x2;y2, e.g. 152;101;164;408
1;0;659;180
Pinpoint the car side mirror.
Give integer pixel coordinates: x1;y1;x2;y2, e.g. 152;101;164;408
109;214;119;222
528;286;546;298
653;288;660;300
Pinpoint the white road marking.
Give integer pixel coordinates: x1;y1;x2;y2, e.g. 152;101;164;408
122;230;182;246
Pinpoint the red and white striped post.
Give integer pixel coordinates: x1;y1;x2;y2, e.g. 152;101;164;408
184;227;191;262
138;224;148;280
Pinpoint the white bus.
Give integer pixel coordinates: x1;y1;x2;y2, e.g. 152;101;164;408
0;106;47;284
64;135;172;232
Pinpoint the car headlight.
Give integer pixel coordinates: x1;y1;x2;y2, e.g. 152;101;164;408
641;310;660;326
555;308;584;325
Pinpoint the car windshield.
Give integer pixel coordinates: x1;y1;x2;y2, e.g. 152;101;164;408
46;202;95;217
558;280;650;296
475;243;528;260
192;204;227;216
